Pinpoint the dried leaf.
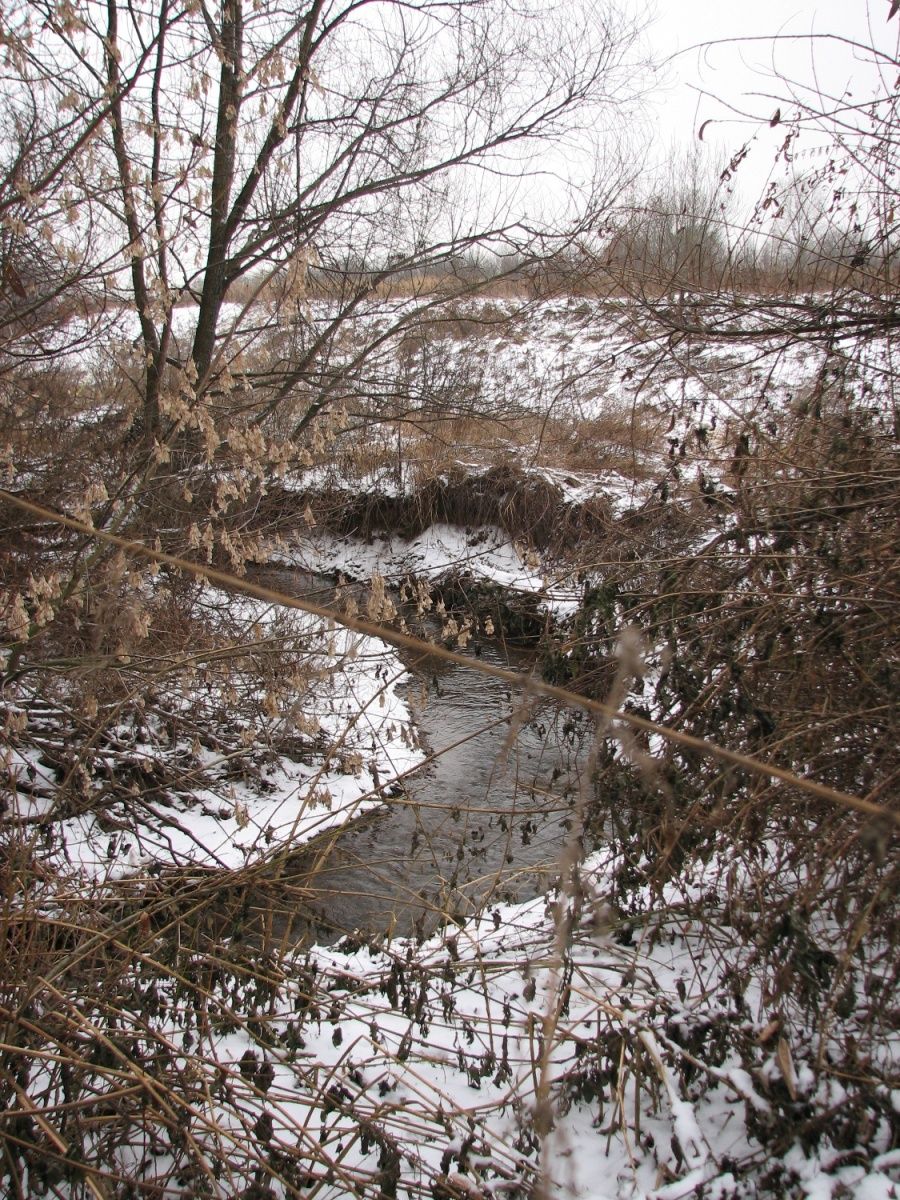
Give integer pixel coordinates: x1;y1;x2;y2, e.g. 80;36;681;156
757;1017;781;1044
2;261;27;299
776;1036;797;1100
770;108;781;127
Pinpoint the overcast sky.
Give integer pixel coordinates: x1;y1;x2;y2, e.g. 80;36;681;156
631;0;898;197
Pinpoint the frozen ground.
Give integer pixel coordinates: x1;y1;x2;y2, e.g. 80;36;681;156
69;294;846;443
271;522;584;619
4;297;896;1198
21;835;893;1199
296;841;900;1200
5;554;894;1197
3;591;423;880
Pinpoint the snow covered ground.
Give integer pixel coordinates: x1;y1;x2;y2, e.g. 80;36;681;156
6;547;894;1197
295;842;900;1199
67;294;835;444
271;523;585;619
3;592;423;880
30;836;892;1199
4;296;896;1199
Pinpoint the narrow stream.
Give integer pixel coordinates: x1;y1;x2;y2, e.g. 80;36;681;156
258;569;592;945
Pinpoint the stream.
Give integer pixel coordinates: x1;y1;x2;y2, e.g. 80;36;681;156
257;569;592;945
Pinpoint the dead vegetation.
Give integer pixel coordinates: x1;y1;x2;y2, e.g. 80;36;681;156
2;258;898;1196
0;0;898;1190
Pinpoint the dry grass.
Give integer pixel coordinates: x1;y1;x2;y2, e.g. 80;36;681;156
325;403;667;495
2;245;898;1198
3;446;896;1194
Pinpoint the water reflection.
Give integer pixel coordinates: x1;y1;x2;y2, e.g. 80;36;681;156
255;569;591;944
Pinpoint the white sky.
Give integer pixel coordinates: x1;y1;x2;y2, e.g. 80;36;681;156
631;0;899;197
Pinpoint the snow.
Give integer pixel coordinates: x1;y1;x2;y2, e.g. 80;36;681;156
5;601;896;1198
4;592;424;879
272;522;585;618
31;834;889;1198
4;296;897;1199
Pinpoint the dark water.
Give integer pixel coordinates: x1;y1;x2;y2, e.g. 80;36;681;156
253;570;590;945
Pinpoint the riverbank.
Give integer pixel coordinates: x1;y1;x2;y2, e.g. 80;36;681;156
6;525;893;1198
2;587;424;880
2;294;896;1200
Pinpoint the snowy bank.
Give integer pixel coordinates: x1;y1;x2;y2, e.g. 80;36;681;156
3;590;423;880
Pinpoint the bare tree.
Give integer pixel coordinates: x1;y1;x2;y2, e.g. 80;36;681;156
0;8;651;1194
0;0;639;453
604;148;733;295
621;10;900;350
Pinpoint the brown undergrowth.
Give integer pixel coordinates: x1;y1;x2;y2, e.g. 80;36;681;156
1;280;898;1197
